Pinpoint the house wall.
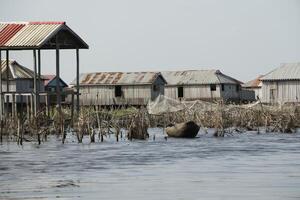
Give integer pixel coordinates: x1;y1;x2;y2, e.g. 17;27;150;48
1;80;17;92
261;80;300;103
165;84;242;101
165;84;221;100
79;84;154;106
1;79;45;103
220;84;240;101
242;87;262;100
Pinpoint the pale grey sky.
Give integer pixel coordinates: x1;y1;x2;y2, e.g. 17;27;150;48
1;0;300;83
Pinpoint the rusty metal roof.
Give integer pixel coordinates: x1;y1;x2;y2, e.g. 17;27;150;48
71;72;166;86
242;75;263;88
0;59;44;79
161;70;242;85
261;63;300;81
0;21;88;49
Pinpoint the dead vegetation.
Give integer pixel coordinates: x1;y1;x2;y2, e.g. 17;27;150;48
0;102;299;145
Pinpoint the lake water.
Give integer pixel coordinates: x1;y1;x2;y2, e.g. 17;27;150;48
1;129;300;200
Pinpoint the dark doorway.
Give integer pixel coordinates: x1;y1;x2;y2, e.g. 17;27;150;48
178;86;183;98
115;85;122;97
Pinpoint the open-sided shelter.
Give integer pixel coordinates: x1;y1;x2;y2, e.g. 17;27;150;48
0;21;88;117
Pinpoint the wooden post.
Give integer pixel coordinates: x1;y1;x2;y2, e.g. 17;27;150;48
33;50;37;116
5;50;9;117
37;49;41;112
0;50;2;120
45;93;49;117
12;94;15;118
76;48;80;113
71;92;74;126
26;95;30;119
30;94;34;118
56;39;61;110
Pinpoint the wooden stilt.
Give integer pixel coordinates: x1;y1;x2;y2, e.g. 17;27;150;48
26;95;30;120
30;94;34;119
56;39;61;110
5;50;9;117
33;50;37;116
37;50;41;112
45;93;49;118
71;92;74;126
76;48;80;113
0;50;2;120
12;94;15;118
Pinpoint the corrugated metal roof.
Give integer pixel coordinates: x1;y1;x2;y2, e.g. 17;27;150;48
242;75;263;88
0;59;43;79
43;74;68;87
71;72;165;86
0;21;88;49
161;70;242;85
261;63;300;81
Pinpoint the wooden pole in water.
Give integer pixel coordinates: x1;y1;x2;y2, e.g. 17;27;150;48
55;36;65;143
76;48;80;113
5;50;9;117
30;94;34;119
0;50;2;119
37;49;41;112
71;92;74;126
26;95;30;120
45;93;49;117
56;38;61;111
12;94;15;118
0;50;2;142
33;50;37;117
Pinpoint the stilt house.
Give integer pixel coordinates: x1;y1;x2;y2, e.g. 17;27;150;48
71;72;166;106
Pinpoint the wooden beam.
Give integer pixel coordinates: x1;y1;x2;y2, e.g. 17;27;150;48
76;48;80;113
33;50;37;116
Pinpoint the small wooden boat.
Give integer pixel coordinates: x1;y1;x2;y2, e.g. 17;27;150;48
166;121;200;138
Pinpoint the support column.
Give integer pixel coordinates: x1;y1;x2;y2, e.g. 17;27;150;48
37;49;41;112
5;50;9;117
0;50;2;119
33;50;37;116
56;43;61;110
76;48;80;113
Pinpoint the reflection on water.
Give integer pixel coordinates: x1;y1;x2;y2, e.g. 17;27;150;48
1;129;300;200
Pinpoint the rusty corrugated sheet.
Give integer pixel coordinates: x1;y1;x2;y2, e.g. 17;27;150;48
0;24;26;46
72;72;162;85
0;21;88;49
242;75;263;88
4;24;62;47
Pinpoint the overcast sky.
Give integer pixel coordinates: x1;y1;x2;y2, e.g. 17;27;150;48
1;0;300;83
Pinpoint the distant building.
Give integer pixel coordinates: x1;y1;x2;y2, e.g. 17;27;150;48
261;63;300;103
43;75;68;104
161;70;245;102
0;60;44;102
70;72;166;106
242;75;263;100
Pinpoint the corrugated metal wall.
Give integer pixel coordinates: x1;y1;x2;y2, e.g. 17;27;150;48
261;80;300;103
220;84;239;100
79;85;154;106
165;84;242;101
